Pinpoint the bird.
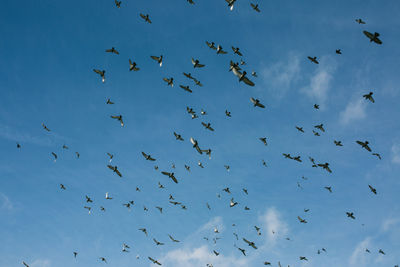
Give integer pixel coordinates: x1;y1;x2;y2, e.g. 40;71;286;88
99;257;107;263
356;18;366;24
163;77;174;87
356;140;372;152
226;0;236;11
161;171;178;183
225;110;231;117
251;71;257;77
114;0;121;7
75;152;80;158
140;13;152;23
363;31;382;44
264;261;271;265
232;68;255;86
231;46;243;56
250;97;265;108
363;92;375;103
318;163;332;173
110;115;124;126
106;98;114;104
346;212;356;219
213;250;220;256
187;0;195;4
325;186;333;193
313;130;320;136
191;58;205;68
250;3;260;12
190;137;203;154
206;41;217;50
202;122;214;131
336;49;342;54
22;262;30;267
243;238;257;249
283;153;293;159
255;226;261;235
314;104;320;109
93;69;106;83
153;238;164;245
368;185;377;194
105;47;119;55
142;152;156;161
308;56;319;64
60;184;66;190
230;198;238;207
148;257;162;265
42;123;51;131
107;165;122;177
105;192;112;200
314;124;325;132
139;228;148;236
179;84;192;93
84;206;91;214
51;152;58;162
150;55;163;67
378;249;386;255
262;160;267;167
296;126;304;133
106;152;114;162
293;156;302;162
243;188;248;194
129;59;140;71
298;216;307;223
334;140;343;146
73;252;78;258
259;137;268;146
236;246;246;256
299;256;308;261
16;142;21;148
173;132;184;141
216;45;228;54
168;234;180;242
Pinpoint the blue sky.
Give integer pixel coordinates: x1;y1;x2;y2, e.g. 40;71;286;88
1;0;400;266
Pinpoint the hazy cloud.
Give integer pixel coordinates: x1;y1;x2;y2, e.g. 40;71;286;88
339;98;367;125
259;207;288;243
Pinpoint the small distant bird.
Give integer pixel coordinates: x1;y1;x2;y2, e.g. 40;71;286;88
163;77;174;87
346;212;356;219
114;0;121;8
213;250;220;256
22;262;30;267
16;143;21;148
378;249;385;255
225;110;231;117
168;234;180;242
179;84;192;93
161;171;178;183
230;198;238;207
105;47;119;55
255;226;261;235
153;238;164;245
191;58;205;68
299;256;308;261
99;257;107;263
148;257;161;265
226;0;236;11
296;126;304;133
51;152;58;162
233;68;255;86
372;153;381;160
250;3;260;12
251;71;257;77
363;31;382;44
140;13;152;23
110;115;124;126
318;163;332;173
283;153;293;159
314;104;320;109
93;69;106;83
142;152;156;161
105;192;112;200
106;152;113;162
190;137;203;154
259;137;267;146
75;152;80;158
293;156;302;162
216;45;228;54
313;130;320;136
231;46;243;56
129;59;140;71
106;98;114;104
325;186;333;193
355;18;366;24
206;41;217;50
298;216;307;223
334;140;343;146
187;0;195;4
173;132;184;141
243;188;248;194
314;124;325;132
243;238;257;249
363;92;375;103
356;140;372;152
60;184;66;190
336;49;342;54
42;123;51;131
250;97;265;108
107;165;122;177
368;185;377;194
150;55;163;67
308;56;319;64
73;252;78;258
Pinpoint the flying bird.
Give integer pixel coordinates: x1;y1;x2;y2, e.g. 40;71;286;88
250;97;265;108
308;56;319;64
232;68;255;86
250;3;260;12
368;185;377;194
243;238;257;249
363;92;375;103
107;165;122;177
140;13;152;23
93;69;106;83
148;257;162;265
161;171;178;183
151;55;163;67
142;152;156;161
129;59;140;71
356;18;366;24
105;47;119;55
163;77;174;87
110;115;124;126
190;137;203;154
191;58;205;68
356;140;372;152
363;31;382;44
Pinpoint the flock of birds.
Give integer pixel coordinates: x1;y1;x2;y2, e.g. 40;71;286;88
13;1;396;267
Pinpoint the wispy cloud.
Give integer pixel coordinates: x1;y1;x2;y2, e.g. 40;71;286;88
301;56;337;105
349;237;371;267
261;53;301;97
259;207;288;243
381;217;400;232
0;193;13;210
391;144;400;164
0;123;53;147
339;98;367;125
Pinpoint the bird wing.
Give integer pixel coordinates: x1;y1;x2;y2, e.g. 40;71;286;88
232;67;242;78
151;55;159;61
161;171;170;176
190;137;197;146
170;175;178;184
242;77;255;86
93;69;102;75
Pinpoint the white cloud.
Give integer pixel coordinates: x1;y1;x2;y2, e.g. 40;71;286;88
382;217;400;232
0;193;13;210
261;53;301;97
159;245;249;267
391;144;400;164
197;216;224;234
339;98;367;125
349;237;371;267
302;56;337;105
259;207;288;243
